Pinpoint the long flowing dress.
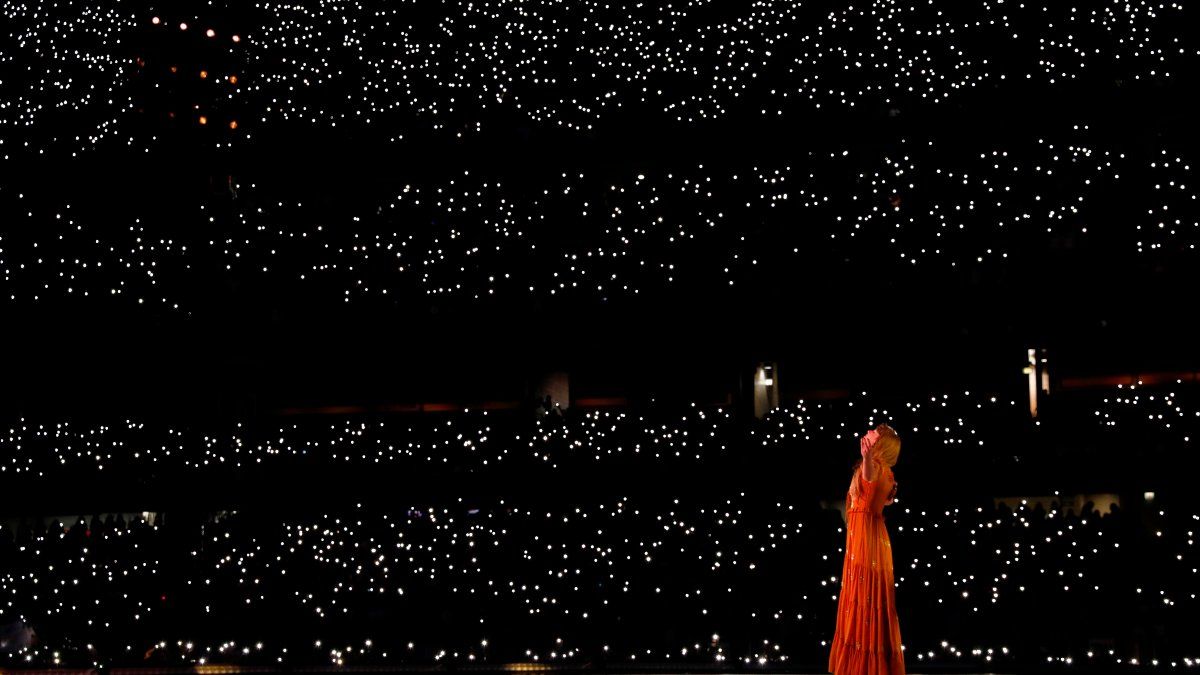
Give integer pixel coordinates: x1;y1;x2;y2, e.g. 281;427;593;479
828;463;905;675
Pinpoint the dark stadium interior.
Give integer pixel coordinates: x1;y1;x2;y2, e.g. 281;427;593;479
1;0;1199;672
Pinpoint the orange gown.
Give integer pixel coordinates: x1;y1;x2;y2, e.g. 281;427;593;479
828;463;905;675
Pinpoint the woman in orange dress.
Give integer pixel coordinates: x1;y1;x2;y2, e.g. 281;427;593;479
828;424;905;675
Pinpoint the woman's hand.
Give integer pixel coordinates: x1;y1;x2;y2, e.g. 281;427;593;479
859;429;881;482
859;429;880;460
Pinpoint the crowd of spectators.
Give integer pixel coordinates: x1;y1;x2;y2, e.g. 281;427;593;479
2;0;1198;671
0;382;1190;496
0;483;1193;671
0;0;1196;317
0;381;1196;670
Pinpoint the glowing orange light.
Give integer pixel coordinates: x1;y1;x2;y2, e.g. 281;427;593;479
206;28;215;38
199;70;208;79
231;35;241;43
198;115;207;125
229;120;238;130
169;65;178;73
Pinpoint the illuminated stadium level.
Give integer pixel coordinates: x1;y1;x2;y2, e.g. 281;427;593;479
0;491;1189;672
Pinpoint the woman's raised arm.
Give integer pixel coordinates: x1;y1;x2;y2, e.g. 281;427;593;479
859;431;880;483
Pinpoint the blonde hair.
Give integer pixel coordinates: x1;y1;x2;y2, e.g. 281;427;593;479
872;423;901;468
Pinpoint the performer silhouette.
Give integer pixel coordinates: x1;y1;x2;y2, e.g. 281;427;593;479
828;424;905;675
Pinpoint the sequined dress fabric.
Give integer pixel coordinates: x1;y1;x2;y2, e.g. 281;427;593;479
828;465;905;675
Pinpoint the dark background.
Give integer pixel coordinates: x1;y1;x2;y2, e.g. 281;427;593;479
0;0;1196;421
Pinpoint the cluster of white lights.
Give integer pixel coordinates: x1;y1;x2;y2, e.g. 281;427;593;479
0;404;735;476
1091;381;1196;442
0;127;1195;310
234;0;1192;133
0;382;1195;478
0;0;139;156
0;491;1196;669
0;0;1193;158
